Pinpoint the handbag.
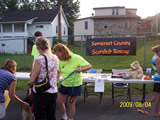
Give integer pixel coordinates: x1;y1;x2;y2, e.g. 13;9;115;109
4;90;10;109
33;55;51;93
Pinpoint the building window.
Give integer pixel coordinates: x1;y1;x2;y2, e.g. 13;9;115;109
84;35;91;39
141;24;147;29
3;24;12;32
36;25;43;28
112;9;115;15
64;28;65;35
85;21;88;30
1;44;5;47
14;23;24;32
116;9;119;15
104;20;108;29
56;26;58;34
124;20;129;28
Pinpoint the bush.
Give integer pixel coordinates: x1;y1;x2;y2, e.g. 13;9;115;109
52;37;65;48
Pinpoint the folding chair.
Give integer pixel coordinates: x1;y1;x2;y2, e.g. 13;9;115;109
111;69;131;104
83;69;103;103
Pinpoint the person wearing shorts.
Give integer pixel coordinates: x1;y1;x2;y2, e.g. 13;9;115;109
137;45;160;117
0;103;5;119
0;59;29;120
53;43;92;120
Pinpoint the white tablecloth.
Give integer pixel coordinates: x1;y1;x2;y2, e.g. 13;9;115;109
15;72;154;84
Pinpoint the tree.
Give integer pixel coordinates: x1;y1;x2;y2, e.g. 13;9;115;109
33;0;57;10
0;0;7;17
0;0;33;17
19;0;34;11
0;0;19;17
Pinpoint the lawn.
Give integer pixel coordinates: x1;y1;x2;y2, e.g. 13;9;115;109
0;39;159;93
0;53;33;71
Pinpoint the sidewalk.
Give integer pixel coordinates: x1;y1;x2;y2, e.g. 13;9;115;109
5;90;160;120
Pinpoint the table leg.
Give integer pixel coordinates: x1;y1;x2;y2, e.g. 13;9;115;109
112;83;114;104
142;84;146;103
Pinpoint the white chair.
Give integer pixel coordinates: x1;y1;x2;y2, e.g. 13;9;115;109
112;69;131;104
83;69;103;103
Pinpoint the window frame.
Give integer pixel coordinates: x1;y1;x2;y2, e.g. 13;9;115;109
56;26;58;34
124;19;129;29
104;20;108;29
116;9;119;15
64;27;65;35
36;25;44;28
112;9;115;15
84;21;88;30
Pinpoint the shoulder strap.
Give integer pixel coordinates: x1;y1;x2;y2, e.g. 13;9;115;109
42;55;49;80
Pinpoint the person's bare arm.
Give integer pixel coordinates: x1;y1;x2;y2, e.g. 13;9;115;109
76;64;92;73
32;58;34;67
29;60;41;85
57;71;62;82
9;81;29;108
155;58;160;74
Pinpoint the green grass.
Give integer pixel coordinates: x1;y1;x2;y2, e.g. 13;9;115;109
16;80;29;90
0;39;159;93
0;54;32;71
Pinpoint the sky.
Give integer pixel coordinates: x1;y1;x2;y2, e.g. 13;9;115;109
78;0;160;19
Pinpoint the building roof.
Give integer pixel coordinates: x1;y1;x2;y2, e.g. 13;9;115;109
76;11;140;21
0;9;59;23
74;17;93;21
93;6;125;10
75;6;140;21
93;10;140;19
127;8;137;10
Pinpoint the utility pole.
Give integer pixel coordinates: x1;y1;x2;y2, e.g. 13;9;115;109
156;11;159;32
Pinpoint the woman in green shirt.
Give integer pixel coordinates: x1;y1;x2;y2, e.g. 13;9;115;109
53;43;92;120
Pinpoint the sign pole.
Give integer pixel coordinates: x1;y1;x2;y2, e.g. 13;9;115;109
144;33;146;71
81;35;83;56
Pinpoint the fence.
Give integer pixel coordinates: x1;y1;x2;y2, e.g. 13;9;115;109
0;33;160;72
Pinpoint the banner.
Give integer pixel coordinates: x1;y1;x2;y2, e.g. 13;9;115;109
86;37;136;56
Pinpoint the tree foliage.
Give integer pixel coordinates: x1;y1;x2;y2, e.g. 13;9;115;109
0;0;33;17
19;0;34;11
0;0;18;17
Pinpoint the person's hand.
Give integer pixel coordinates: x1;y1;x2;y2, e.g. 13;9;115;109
76;68;82;73
28;82;33;88
22;101;30;109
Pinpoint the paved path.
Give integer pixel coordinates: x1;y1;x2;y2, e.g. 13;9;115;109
5;90;160;120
